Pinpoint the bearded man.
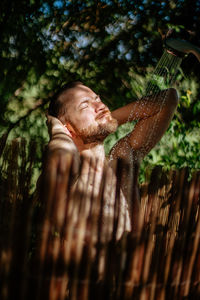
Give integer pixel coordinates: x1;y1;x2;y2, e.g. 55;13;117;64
46;80;178;240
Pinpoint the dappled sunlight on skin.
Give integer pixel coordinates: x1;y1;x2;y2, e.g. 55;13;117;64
74;117;118;143
46;115;80;181
46;79;179;242
46;114;136;242
47;115;74;150
110;87;178;164
57;84;119;144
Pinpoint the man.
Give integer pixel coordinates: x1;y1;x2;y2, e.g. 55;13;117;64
47;81;178;239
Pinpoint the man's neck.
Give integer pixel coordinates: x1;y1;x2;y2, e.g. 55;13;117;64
81;143;105;160
72;136;105;160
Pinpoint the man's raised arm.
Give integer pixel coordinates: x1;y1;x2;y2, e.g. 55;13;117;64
111;88;178;161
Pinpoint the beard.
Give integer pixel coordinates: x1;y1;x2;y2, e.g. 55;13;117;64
72;116;118;144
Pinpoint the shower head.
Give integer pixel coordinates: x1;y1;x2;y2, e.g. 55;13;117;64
163;28;191;58
164;39;187;58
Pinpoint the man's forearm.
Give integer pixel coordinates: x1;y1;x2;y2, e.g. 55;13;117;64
128;88;178;158
111;88;178;161
112;89;177;125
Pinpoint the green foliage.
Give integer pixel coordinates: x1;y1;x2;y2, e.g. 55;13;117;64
140;119;200;182
104;121;136;155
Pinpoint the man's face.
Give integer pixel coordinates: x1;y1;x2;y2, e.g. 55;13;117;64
63;84;118;143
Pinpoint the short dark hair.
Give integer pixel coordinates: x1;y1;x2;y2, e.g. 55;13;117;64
48;81;83;118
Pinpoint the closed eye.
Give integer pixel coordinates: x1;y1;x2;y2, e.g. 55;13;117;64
78;95;101;110
79;100;89;110
80;104;88;110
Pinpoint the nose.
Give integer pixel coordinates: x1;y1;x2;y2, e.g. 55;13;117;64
94;101;106;113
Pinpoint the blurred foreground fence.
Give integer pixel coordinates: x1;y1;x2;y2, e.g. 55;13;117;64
0;137;200;300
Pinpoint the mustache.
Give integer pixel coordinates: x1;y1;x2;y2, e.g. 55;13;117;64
95;110;111;120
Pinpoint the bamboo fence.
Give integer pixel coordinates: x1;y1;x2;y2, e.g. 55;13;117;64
0;137;200;300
